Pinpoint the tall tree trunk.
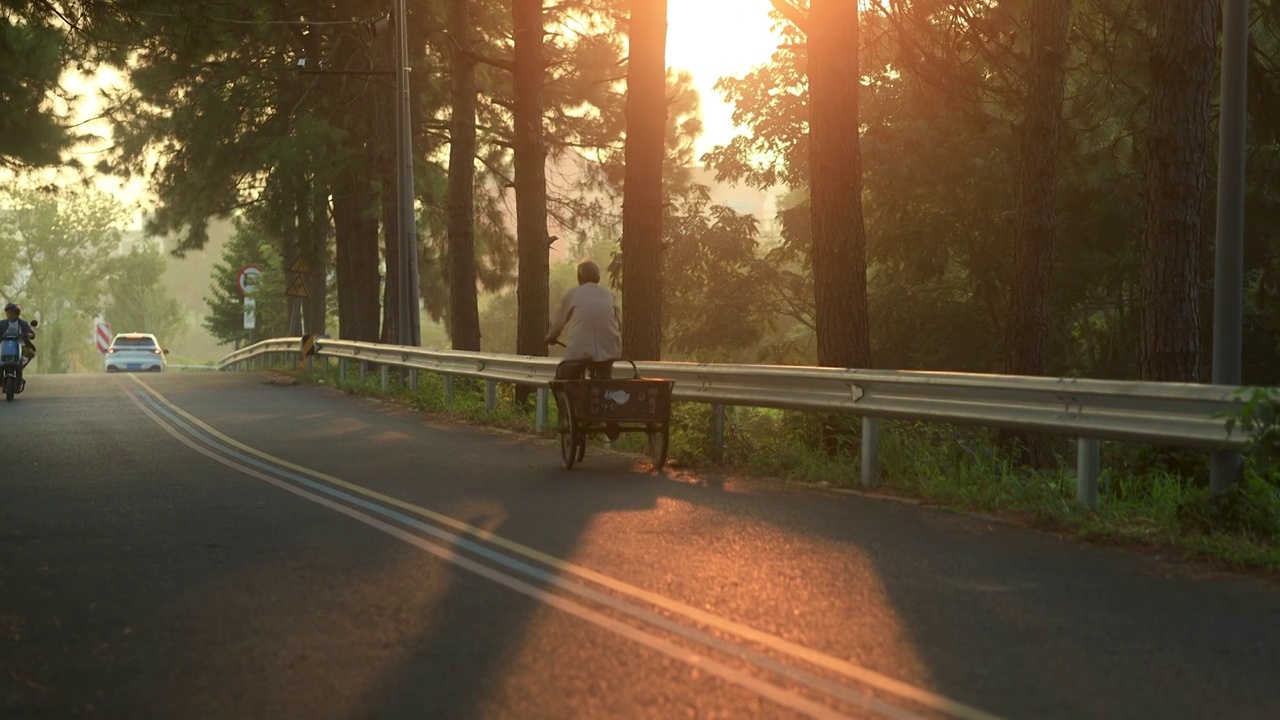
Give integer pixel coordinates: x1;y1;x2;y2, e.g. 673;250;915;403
621;0;668;361
290;173;328;337
447;0;482;352
1005;0;1073;377
1002;0;1074;466
807;0;871;368
276;180;301;335
1139;0;1216;382
333;176;382;341
513;0;550;364
302;177;329;335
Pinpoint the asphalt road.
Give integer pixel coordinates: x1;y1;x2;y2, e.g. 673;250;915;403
1;372;1277;720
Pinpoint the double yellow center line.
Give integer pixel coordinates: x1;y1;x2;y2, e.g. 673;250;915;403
123;374;1003;720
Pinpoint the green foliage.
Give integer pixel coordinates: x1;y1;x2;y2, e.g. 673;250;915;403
1176;476;1280;541
695;0;1280;379
104;244;187;343
662;185;771;361
203;218;289;347
1227;387;1280;483
0;14;71;168
480;250;584;354
0;184;126;373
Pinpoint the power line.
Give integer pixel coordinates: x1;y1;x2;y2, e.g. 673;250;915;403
133;11;361;27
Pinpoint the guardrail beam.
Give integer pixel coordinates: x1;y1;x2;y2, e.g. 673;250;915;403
219;338;1252;507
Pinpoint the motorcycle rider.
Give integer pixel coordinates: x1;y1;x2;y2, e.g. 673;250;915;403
0;303;37;387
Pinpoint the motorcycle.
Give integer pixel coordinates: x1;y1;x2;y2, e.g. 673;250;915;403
1;318;37;401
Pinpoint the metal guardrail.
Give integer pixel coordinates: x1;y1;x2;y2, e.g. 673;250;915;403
219;337;1252;509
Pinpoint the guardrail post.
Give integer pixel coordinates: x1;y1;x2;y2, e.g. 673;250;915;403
359;361;368;380
409;368;419;392
339;358;348;385
1076;438;1101;510
485;380;497;413
306;355;314;376
711;404;726;461
536;387;549;432
444;374;454;404
860;416;880;488
380;365;389;393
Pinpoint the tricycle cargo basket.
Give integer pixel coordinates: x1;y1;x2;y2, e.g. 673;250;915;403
551;378;673;423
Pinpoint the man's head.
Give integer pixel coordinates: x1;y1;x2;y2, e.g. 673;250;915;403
3;303;18;321
577;259;601;286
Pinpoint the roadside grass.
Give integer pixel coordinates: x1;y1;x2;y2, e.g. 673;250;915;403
282;359;1280;574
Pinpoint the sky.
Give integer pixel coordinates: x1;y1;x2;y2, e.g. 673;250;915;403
57;1;783;218
665;0;781;156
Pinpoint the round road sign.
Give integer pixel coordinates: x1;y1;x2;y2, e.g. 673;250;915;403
237;264;264;296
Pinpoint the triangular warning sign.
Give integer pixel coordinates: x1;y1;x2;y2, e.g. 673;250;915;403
287;256;312;274
285;275;311;299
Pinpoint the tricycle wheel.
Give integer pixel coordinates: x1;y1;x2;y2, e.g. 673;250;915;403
646;424;669;470
558;407;580;469
560;428;580;469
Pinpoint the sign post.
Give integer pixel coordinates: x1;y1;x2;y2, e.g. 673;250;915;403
243;297;257;330
238;264;263;343
285;256;312;343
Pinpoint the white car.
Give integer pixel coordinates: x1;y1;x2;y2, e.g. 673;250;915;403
104;333;169;373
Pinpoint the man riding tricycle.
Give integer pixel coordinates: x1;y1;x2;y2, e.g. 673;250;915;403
545;260;672;470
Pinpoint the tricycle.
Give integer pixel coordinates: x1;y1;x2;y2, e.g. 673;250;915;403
549;358;673;470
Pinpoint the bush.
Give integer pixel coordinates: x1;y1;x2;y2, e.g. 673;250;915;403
1229;387;1280;486
1176;475;1280;541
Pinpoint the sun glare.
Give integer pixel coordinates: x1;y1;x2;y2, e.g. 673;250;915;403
665;0;782;155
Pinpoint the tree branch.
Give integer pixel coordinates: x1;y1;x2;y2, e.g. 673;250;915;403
770;0;810;36
469;48;514;73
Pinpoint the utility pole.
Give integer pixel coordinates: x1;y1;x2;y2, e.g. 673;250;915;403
1210;0;1249;494
295;7;418;346
394;0;421;348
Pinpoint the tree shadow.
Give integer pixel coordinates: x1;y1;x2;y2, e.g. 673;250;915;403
160;376;1280;719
